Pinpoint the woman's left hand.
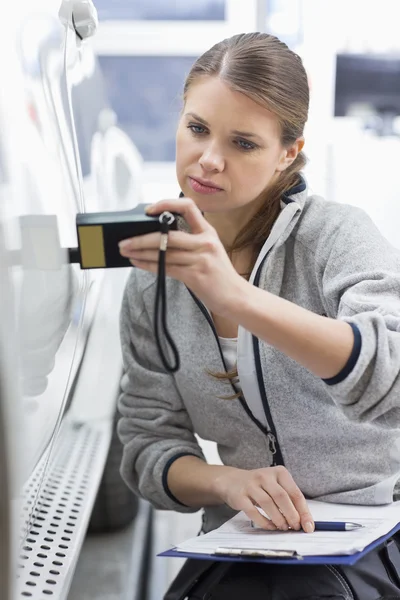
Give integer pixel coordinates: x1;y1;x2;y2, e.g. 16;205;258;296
118;197;245;316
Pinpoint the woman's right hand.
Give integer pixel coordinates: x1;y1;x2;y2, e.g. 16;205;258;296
212;465;315;532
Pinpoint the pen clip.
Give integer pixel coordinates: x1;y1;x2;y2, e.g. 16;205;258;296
215;547;303;559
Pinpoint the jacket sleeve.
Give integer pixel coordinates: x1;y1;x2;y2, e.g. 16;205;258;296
117;270;205;512
320;205;400;424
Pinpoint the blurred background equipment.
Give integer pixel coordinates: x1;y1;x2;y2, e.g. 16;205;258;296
335;52;400;137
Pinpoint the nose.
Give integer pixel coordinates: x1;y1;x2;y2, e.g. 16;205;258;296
199;142;225;173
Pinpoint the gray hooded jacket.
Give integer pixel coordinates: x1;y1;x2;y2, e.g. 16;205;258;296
118;180;400;533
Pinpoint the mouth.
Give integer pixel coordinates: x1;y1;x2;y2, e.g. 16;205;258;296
188;176;224;195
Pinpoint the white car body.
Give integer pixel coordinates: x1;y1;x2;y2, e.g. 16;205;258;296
0;2;147;598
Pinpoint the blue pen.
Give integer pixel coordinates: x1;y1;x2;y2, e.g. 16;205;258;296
313;521;362;531
251;520;363;531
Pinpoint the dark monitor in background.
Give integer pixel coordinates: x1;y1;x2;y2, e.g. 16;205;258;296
334;53;400;136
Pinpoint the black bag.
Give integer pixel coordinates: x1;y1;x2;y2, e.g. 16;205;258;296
164;559;230;600
164;533;400;600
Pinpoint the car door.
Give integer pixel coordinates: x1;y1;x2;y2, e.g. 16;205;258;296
0;5;96;543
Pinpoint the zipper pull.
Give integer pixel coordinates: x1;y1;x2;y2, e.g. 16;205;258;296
268;432;277;456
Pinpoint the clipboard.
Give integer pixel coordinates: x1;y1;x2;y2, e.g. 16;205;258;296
159;520;400;566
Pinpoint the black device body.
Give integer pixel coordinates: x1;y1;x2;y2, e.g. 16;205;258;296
74;204;178;269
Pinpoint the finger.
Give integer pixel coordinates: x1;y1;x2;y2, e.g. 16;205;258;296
123;249;195;266
275;467;314;532
119;230;204;253
119;231;162;252
129;258;158;273
251;487;290;530
167;230;207;250
240;498;277;531
147;197;212;235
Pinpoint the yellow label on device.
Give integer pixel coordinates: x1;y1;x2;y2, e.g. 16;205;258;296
78;225;106;268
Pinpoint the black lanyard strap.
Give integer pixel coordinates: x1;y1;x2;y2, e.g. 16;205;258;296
154;212;181;373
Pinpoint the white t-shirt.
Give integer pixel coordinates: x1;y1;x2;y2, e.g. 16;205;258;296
218;336;238;373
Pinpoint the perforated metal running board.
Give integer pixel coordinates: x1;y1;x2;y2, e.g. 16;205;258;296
16;417;112;599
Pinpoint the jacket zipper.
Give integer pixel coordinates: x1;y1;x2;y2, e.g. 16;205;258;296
180;187;305;467
253;255;285;466
188;290;277;453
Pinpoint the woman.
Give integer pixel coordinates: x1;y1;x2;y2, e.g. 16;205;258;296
117;33;400;599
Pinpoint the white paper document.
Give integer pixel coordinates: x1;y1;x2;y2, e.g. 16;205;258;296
174;500;400;557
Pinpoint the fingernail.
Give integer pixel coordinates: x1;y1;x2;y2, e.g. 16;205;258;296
304;521;314;533
145;204;156;213
118;240;129;249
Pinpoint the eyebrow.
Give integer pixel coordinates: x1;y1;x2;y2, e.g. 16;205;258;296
185;112;263;140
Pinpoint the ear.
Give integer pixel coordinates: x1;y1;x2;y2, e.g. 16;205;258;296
276;137;305;172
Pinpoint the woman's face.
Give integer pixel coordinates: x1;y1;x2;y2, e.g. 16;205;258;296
176;76;301;215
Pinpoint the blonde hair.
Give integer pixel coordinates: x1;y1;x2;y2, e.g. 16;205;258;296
183;32;309;395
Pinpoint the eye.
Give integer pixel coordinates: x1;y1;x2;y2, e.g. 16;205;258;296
235;138;257;151
187;123;208;135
